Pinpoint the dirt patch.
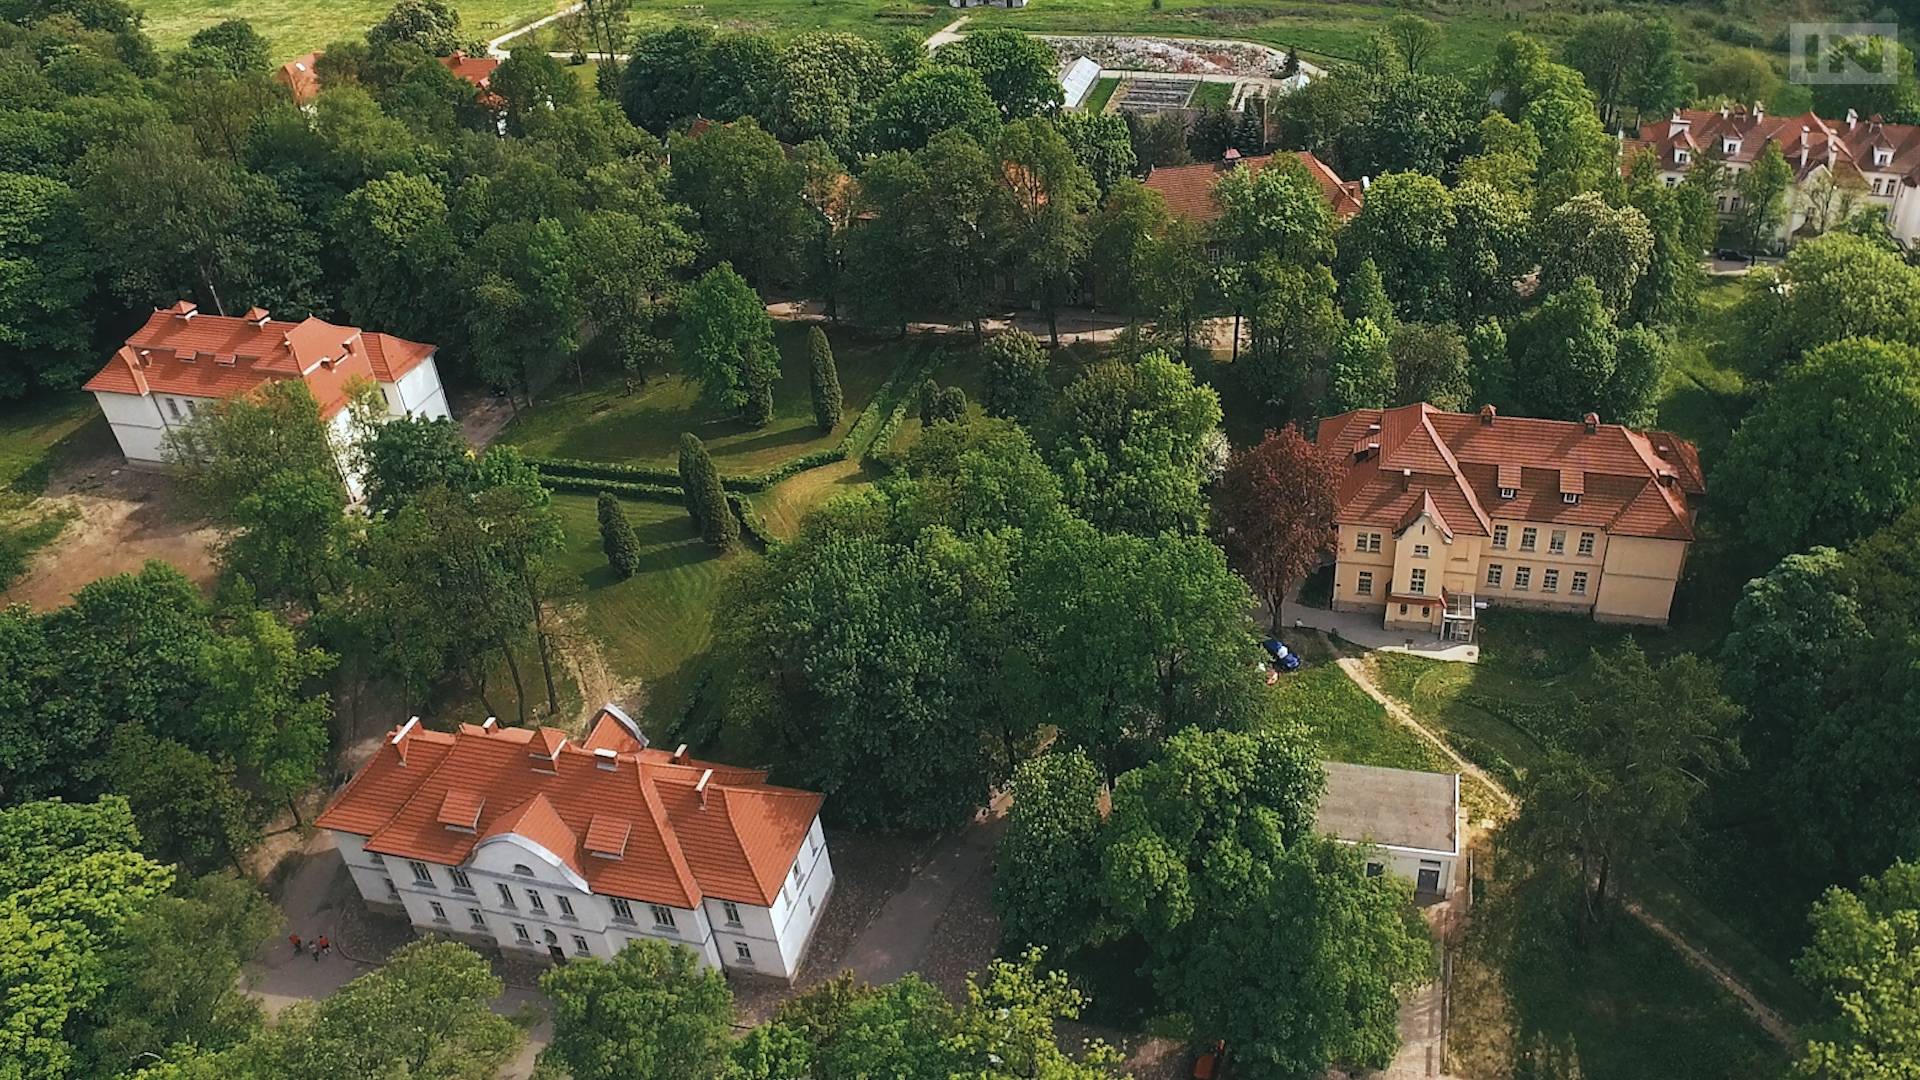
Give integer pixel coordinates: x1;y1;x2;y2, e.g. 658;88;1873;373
457;388;518;450
0;440;220;611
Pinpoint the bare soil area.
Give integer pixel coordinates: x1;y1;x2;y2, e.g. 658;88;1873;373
0;432;219;611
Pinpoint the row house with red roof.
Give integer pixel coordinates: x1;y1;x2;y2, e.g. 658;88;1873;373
316;705;835;978
83;302;449;499
1143;149;1366;225
1316;403;1705;636
1626;103;1920;248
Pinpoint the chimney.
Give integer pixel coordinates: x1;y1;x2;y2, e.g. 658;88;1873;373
1400;468;1412;491
243;306;270;325
391;716;421;766
695;768;714;808
169;300;198;321
1221;147;1241;169
672;743;688;763
1360;175;1372;191
482;716;497;729
1848;107;1859;130
1479;404;1496;427
1754;102;1764;122
1582;412;1599;434
1719;103;1729;119
593;747;620;771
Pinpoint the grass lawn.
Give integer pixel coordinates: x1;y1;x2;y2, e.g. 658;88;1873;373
501;323;905;475
0;393;100;589
139;0;574;59
1659;276;1750;465
1082;75;1119;113
752;457;881;541
545;491;747;729
1188;80;1231;111
883;345;991;458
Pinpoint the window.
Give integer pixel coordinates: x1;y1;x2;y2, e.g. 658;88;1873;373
610;897;635;922
1409;568;1427;594
557;895;575;919
1486;564;1503;588
1723;138;1741;155
792;862;803;887
1413;544;1430;559
1664;175;1678;187
370;853;385;865
734;942;754;963
1398;603;1408;615
384;876;398;898
1543;568;1559;592
513;923;531;943
449;868;472;891
1520;528;1537;552
1876;146;1894;167
1562;492;1580;505
1549;530;1566;555
808;830;819;856
807;893;816;915
572;935;590;956
1356;571;1373;596
722;900;743;926
165;397;182;420
649;904;676;929
1492;525;1508;549
429;901;448;922
409;860;433;886
526;890;545;913
1514;566;1532;591
1355;531;1381;553
511;863;534;877
1571;571;1589;595
1366;862;1385;878
469;908;486;928
1577;532;1595;557
1674;148;1690;164
1730;195;1742;211
496;883;516;908
1498;486;1516;500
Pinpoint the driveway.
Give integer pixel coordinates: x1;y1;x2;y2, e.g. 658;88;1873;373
1267;599;1479;664
840;804;1006;986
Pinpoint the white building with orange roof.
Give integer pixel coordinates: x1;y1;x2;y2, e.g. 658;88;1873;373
316;705;835;978
82;301;449;498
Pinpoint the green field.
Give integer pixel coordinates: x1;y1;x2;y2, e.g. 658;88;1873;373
1188;79;1231;111
0;394;99;590
139;0;574;59
1082;75;1119;113
500;323;904;474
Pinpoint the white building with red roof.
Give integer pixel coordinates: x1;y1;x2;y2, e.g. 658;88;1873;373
83;301;449;496
1144;149;1366;224
1625;104;1920;248
1316;403;1705;636
316;705;835;978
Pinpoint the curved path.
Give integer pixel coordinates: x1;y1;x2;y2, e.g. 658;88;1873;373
1336;656;1795;1049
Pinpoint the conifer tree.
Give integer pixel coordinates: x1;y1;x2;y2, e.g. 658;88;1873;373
808;326;843;432
596;491;643;579
678;433;738;549
920;378;942;422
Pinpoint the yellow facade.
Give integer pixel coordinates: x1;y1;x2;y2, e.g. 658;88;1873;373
1330;514;1687;630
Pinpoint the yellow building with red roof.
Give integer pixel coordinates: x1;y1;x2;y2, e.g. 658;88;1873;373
317;705;835;978
1316;403;1705;635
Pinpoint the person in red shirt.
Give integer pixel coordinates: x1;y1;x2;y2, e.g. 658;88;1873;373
289;933;303;954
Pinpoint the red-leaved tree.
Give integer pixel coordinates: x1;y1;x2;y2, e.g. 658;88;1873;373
1213;424;1340;633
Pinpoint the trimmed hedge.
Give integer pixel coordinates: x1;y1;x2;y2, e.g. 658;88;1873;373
539;475;684;501
729;493;779;549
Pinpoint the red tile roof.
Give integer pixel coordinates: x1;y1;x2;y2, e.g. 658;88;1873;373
83;303;434;417
276;51;322;104
440;50;500;88
1143;151;1364;223
1316;404;1703;542
317;708;824;909
1627;106;1920;186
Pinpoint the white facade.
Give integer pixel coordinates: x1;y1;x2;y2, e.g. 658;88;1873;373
334;814;835;979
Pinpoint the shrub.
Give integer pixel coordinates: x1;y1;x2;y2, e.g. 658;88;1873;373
808;326;843;432
678;433;739;549
596;491;643;579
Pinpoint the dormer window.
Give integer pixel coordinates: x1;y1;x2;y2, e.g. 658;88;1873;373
1562;492;1581;505
1674;148;1691;165
511;863;535;877
1498;487;1516;500
1722;138;1740;155
1875;147;1893;167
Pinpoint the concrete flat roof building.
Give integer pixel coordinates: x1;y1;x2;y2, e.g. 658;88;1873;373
1316;761;1460;897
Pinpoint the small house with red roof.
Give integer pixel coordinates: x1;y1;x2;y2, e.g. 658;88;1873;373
1144;149;1366;224
276;50;323;104
83;302;448;497
1316;403;1704;635
1624;103;1920;248
316;705;835;978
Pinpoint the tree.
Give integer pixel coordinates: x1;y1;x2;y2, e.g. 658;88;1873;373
1447;179;1532;320
678;264;780;424
1720;338;1920;558
765;31;899;155
1213;155;1336;267
197;607;335;818
540;939;734;1080
807;326;843;432
867;65;998;151
1466;318;1511;408
1600;325;1666;427
332;172;456;345
596;492;643;579
669;118;813;286
0;173;97;399
1389;322;1472;410
1090;179;1169;329
1048;352;1223;536
948;948;1126;1078
677;433;738;549
1508;643;1742;936
1794;859;1920;1079
932;385;968;424
490;48;582;136
982;329;1052;425
1338;172;1455;322
1564;13;1688;126
1213;425;1339;632
1100;728;1429;1075
989;119;1096;347
1808;35;1920;126
1536;192;1654;312
619;27;715;133
1055;111;1135;193
1510;278;1618;418
464;217;581;401
940;28;1063;119
361;414;473;516
1385;15;1440;73
366;0;465;54
1730;233;1920;382
1340;259;1395;331
994;751;1104;954
1698;50;1775;106
1733;142;1793;254
1326;318;1394;413
106;727;258;874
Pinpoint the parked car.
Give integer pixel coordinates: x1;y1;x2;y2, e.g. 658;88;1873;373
1193;1040;1226;1079
1713;248;1754;264
1262;638;1302;672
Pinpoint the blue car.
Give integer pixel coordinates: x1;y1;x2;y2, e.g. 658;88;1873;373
1262;638;1302;673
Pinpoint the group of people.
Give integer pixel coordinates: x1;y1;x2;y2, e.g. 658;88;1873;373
288;933;332;961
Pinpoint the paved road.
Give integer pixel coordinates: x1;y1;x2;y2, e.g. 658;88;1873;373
840;809;1005;985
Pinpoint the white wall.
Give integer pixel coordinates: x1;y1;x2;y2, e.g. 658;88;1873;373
384;354;450;420
1354;843;1456;897
699;815;833;978
93;390;217;464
